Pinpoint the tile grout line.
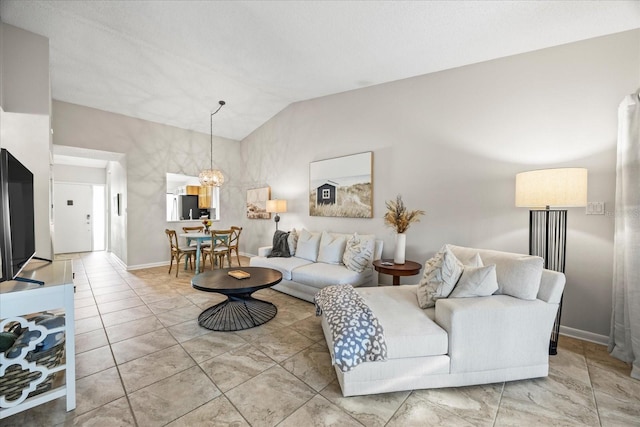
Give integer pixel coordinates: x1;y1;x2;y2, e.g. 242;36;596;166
157;256;257;426
83;253;141;427
492;381;506;427
582;344;604;427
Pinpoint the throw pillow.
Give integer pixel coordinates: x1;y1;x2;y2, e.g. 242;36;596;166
295;229;321;262
343;233;375;273
447;244;544;300
268;230;291;258
416;245;464;309
449;264;499;298
287;228;298;256
445;245;483;267
317;231;347;265
464;252;483;268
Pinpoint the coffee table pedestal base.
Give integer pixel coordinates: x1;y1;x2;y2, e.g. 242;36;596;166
198;295;277;331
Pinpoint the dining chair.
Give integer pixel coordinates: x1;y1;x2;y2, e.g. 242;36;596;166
202;229;232;270
182;226;210;248
165;229;196;277
228;226;243;266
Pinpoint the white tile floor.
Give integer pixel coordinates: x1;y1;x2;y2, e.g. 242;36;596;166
1;251;638;426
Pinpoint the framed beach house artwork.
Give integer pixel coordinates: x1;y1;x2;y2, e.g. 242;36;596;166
247;186;271;219
309;152;373;218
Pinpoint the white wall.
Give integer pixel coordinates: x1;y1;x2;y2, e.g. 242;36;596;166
107;159;127;262
51;101;244;268
0;23;52;260
1;112;51;261
240;30;640;338
1;23;49;115
53;164;106;185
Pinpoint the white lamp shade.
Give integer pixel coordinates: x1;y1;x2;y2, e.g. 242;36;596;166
515;168;588;208
266;199;287;213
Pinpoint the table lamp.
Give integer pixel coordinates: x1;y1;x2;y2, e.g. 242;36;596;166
515;167;588;355
266;199;287;231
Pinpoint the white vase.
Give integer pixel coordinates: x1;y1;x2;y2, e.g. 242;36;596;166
394;233;406;264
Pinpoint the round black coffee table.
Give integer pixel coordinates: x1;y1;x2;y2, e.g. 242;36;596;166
191;267;282;331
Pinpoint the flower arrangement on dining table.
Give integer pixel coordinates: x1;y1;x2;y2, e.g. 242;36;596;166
202;219;212;233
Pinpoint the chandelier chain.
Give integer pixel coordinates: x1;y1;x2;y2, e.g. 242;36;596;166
210;100;225;170
199;100;226;187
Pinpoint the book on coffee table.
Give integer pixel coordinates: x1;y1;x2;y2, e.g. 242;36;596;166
228;270;251;279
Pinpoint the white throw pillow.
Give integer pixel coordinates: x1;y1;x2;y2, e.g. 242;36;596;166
317;231;347;265
295;229;321;262
462;252;483;268
417;246;464;309
287;228;298;256
449;264;499;298
343;233;375;273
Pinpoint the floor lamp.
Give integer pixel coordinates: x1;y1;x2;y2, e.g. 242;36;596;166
515;168;588;355
266;199;287;231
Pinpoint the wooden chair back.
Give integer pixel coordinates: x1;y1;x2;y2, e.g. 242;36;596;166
182;226;204;233
165;229;179;252
165;229;195;276
229;226;242;249
211;229;233;249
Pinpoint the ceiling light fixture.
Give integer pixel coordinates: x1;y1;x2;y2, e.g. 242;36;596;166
199;100;226;187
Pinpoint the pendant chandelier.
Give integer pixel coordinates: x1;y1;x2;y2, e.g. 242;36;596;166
199;100;226;187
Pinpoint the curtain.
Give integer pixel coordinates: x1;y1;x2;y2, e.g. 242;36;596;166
609;90;640;380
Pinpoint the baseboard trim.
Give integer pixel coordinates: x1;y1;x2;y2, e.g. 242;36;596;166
127;253;255;271
560;325;608;346
126;261;171;271
108;253;127;270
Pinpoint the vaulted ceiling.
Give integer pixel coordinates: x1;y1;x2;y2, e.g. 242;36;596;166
2;1;639;140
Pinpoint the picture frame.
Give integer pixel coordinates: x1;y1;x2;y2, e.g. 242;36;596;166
309;151;373;218
247;186;271;219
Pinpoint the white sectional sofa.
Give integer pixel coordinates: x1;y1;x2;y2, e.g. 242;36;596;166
250;230;383;302
320;244;565;396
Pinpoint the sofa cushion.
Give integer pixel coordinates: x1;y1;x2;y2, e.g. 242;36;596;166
249;256;313;281
287;228;298;256
291;262;372;289
357;285;448;359
317;231;348;265
343;233;375;273
296;229;322;262
417;245;464;309
449;264;499;298
447;245;543;300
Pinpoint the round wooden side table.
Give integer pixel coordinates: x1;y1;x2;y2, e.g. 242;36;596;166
373;259;422;286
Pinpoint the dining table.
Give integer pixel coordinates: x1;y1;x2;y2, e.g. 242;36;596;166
179;232;211;274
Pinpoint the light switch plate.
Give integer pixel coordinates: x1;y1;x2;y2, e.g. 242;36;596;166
586;202;605;215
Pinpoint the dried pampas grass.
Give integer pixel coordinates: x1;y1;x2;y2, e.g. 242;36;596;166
384;195;425;234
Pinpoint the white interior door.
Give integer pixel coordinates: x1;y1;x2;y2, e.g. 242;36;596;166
54;183;93;253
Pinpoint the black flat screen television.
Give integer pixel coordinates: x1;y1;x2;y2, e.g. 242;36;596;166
0;148;36;282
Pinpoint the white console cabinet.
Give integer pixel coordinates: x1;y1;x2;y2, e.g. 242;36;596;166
0;260;75;419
